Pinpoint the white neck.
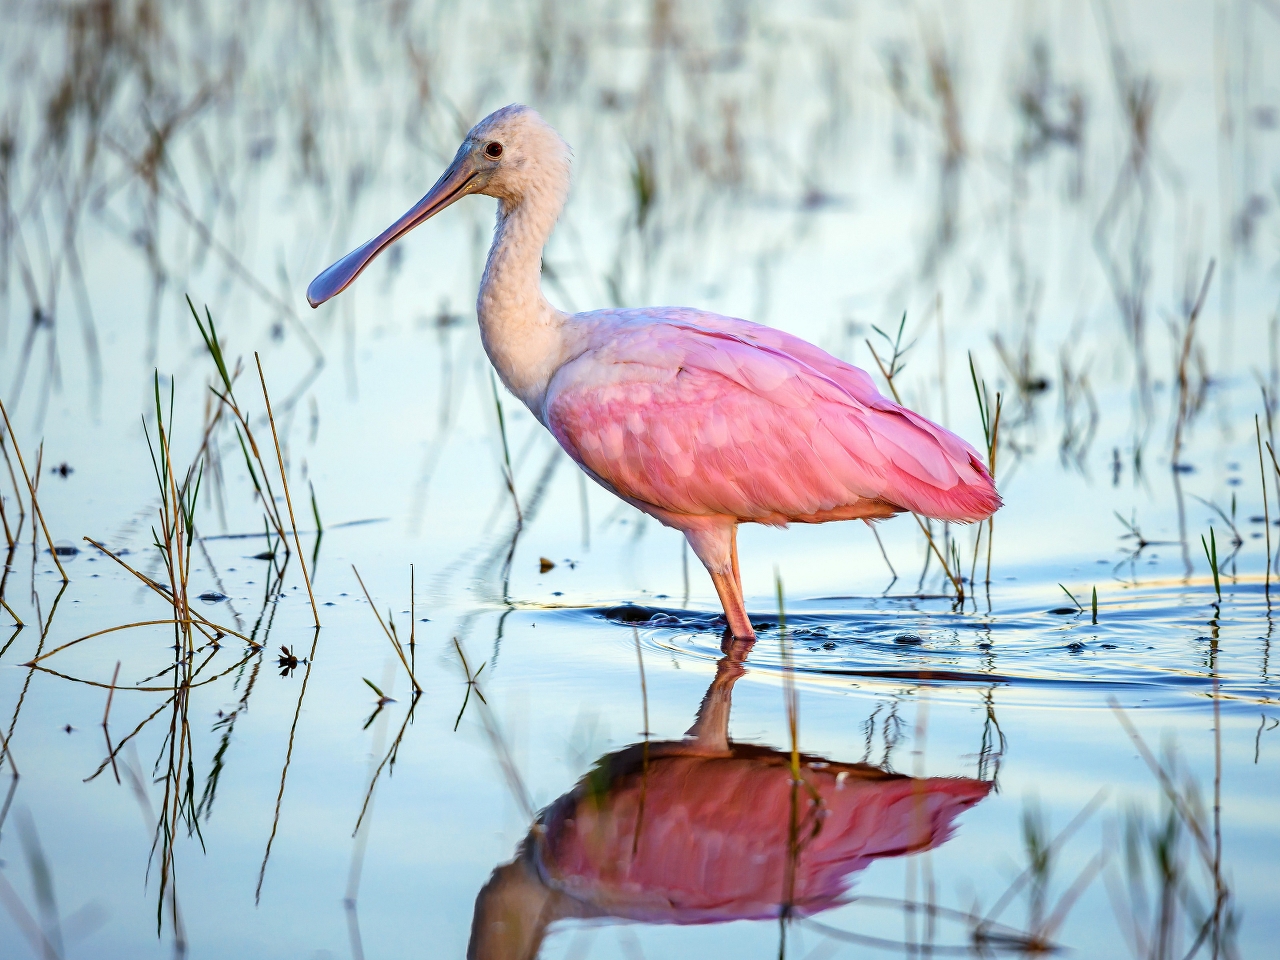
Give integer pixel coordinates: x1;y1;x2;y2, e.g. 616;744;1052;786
476;190;568;417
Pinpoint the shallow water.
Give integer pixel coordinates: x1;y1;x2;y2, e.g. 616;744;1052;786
0;1;1278;958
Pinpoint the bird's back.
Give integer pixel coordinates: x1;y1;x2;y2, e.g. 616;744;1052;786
544;307;1000;526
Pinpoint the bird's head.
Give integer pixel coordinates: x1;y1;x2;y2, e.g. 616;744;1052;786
307;104;570;308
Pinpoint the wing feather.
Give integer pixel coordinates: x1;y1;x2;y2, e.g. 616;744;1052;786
545;311;1000;524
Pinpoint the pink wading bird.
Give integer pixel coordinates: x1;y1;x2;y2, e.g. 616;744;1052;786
308;105;1001;639
466;656;991;957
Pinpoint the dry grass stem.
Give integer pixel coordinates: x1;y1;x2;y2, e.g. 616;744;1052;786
256;354;320;628
352;565;421;693
1259;416;1271;595
82;537;251;644
0;397;66;581
0;597;22;626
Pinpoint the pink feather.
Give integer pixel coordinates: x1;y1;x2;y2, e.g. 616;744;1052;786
546;308;1001;527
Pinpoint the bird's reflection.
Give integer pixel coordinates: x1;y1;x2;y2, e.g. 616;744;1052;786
468;650;990;958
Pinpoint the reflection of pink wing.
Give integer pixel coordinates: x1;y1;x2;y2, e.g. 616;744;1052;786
546;308;1000;525
535;747;990;924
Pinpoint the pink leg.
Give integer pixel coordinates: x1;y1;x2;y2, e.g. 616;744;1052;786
683;519;756;642
730;524;742;595
710;569;755;641
683;655;746;753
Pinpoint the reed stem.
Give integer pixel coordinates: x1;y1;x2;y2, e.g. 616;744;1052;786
256;354;320;628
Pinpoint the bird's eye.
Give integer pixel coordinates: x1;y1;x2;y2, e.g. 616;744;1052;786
485;141;503;159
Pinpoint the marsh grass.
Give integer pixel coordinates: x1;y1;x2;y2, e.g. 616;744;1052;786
190;300;289;550
489;369;522;525
1059;583;1085;613
352;566;422;695
255;627;321;906
773;572;824;945
971;792;1107;951
1201;528;1222;606
255;354;320;628
452;637;534;825
452;636;487;732
5;363;280;939
0;397;65;581
969;354;1004;592
1108;702;1239;960
1170;261;1216;469
352;684;420;838
1257;416;1271;595
630;626;651;858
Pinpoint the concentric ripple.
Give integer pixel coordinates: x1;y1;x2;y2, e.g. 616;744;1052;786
557;578;1279;708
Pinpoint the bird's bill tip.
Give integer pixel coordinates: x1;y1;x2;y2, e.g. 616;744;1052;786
305;150;479;308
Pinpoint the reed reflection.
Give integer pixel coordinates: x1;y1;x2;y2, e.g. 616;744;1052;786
468;652;989;958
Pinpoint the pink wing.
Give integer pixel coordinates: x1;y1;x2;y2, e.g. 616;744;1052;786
545;308;1000;524
538;752;991;923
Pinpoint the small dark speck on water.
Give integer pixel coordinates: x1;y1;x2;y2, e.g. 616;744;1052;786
1066;641;1085;651
324;602;336;606
51;544;78;556
1102;643;1117;649
552;591;563;596
253;551;275;560
822;641;836;650
419;618;430;622
198;591;228;603
978;642;992;650
894;634;923;645
1227;477;1242;486
63;724;73;734
51;462;73;477
539;557;555;573
1049;607;1077;615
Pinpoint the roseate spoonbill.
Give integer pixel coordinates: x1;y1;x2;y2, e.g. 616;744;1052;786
466;655;991;957
308;105;1001;639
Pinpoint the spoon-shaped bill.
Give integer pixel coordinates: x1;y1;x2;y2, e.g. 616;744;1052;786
306;146;479;307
